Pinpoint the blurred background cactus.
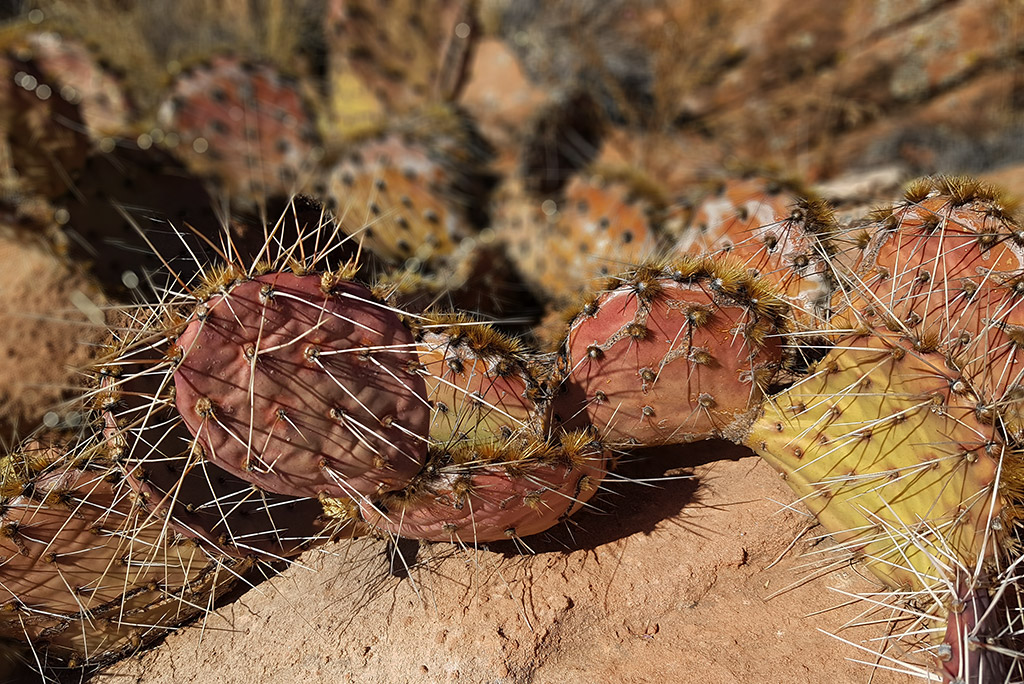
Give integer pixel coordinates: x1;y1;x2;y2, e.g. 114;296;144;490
1;1;1024;683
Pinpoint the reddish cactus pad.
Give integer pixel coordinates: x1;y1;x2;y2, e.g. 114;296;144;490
157;56;320;201
673;180;838;329
359;431;607;542
100;334;334;560
940;578;1008;684
843;177;1024;442
17;32;131;137
173;272;429;500
673;176;798;253
560;260;787;446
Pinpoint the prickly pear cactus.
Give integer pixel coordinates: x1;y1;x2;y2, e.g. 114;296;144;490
745;333;1010;592
0;439;251;668
744;176;1024;682
840;176;1024;443
672;177;840;329
1;6;1024;681
409;314;550;447
557;257;788;446
99;306;335;559
358;429;607;542
493;167;668;307
156;56;322;204
9;31;131;138
172;270;430;500
323;107;492;268
325;0;475;114
671;175;803;252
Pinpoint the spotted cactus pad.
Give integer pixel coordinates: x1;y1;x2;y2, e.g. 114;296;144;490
173;272;430;501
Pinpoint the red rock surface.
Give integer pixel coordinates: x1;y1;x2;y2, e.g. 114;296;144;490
98;450;915;684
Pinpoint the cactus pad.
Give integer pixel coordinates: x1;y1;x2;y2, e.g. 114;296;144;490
674;179;839;328
358;430;606;542
495;170;667;306
173;272;430;500
672;176;801;253
745;333;1010;592
841;176;1024;443
0;443;245;667
100;316;334;559
0;53;89;198
324;110;492;268
13;32;130;138
560;258;787;446
326;0;475;112
157;56;321;202
411;316;549;447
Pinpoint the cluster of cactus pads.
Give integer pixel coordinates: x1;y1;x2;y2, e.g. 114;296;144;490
2;5;1024;684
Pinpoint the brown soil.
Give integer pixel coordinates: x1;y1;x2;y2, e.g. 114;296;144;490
97;447;917;684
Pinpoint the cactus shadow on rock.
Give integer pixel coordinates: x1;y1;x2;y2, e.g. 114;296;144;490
486;440;752;556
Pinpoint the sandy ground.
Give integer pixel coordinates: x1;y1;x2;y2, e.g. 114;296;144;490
96;446;921;684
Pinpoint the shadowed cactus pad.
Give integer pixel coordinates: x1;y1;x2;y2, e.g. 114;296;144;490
0;51;89;198
0;442;249;668
11;31;131;138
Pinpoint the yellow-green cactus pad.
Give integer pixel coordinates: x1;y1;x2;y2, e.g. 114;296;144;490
746;333;1011;593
